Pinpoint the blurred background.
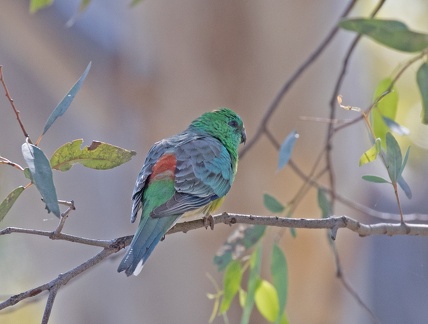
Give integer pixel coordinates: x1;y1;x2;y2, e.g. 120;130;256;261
1;1;428;323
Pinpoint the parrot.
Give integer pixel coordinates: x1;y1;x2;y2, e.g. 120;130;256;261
117;108;246;276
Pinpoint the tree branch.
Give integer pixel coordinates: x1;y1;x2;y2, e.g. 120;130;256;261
169;212;428;238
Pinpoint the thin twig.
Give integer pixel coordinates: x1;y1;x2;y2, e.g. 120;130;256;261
326;0;387;206
0;157;25;171
0;66;31;141
239;0;358;159
331;243;381;324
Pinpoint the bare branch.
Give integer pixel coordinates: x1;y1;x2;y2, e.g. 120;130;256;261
168;213;428;238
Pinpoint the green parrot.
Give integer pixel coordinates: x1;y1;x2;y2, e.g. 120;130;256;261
118;108;246;276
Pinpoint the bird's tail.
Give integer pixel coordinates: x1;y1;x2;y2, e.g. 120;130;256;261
117;215;180;276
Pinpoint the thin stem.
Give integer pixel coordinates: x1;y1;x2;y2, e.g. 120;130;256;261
239;0;358;159
0;66;31;141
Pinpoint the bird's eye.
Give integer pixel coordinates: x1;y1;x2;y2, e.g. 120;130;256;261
228;120;239;128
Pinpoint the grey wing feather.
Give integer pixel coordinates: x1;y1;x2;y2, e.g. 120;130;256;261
151;136;233;218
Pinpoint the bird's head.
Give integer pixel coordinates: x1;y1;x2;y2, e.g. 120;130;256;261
190;108;246;152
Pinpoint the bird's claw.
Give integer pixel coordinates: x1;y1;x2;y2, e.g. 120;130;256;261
203;214;215;230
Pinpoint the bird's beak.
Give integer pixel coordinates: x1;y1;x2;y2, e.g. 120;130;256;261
241;128;247;144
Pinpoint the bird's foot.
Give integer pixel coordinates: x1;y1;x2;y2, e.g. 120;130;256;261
203;214;215;230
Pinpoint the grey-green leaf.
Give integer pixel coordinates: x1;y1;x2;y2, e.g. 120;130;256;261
264;193;285;213
317;188;332;218
0;187;25;222
42;62;91;136
22;142;60;217
417;62;428;124
397;175;412;199
278;130;298;170
385;132;402;183
339;18;428;52
362;175;390;184
382;116;410;136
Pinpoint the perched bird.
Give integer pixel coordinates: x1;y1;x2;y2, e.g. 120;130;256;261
118;108;246;276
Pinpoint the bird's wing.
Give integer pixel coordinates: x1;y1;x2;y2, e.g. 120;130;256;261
150;136;233;218
130;139;171;223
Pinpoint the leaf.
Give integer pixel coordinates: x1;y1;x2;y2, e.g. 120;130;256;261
241;245;262;324
50;139;137;171
362;175;390;184
30;0;53;13
80;0;91;11
317;188;332;218
23;168;32;181
22;142;60;217
0;187;25;222
239;289;247;308
255;280;279;323
214;225;266;272
397;175;412;199
385;132;402;183
399;146;410;178
131;0;144;6
371;78;399;146
382;117;409;136
359;138;381;166
219;260;243;314
271;244;288;323
417;62;428;124
278;130;299;170
339;18;428;52
264;193;285;213
41;62;91;136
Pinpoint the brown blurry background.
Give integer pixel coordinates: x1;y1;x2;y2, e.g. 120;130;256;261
1;1;428;323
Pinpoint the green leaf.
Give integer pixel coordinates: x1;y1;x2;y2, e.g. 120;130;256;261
417;62;428;124
219;260;243;314
264;193;285;213
371;78;398;146
278;130;299;170
339;18;428;52
317;188;332;218
41;62;91;136
362;175;390;184
22;142;60;217
30;0;53;13
385;132;402;183
23;168;32;181
131;0;144;6
50;139;136;171
271;244;288;323
80;0;91;11
239;289;247;308
359;138;381;166
214;225;266;271
241;245;262;324
0;187;25;222
255;280;280;323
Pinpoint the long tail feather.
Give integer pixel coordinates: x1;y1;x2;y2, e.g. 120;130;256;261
117;215;179;276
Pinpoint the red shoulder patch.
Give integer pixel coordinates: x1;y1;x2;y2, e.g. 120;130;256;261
149;153;177;181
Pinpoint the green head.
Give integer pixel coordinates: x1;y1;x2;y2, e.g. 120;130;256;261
189;107;246;161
